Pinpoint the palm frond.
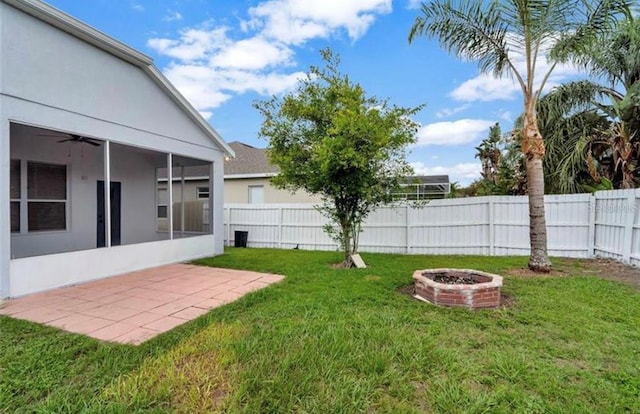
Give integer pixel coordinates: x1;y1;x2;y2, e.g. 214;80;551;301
537;80;607;121
409;1;515;79
552;0;633;63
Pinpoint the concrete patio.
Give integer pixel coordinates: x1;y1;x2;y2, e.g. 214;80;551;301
0;264;284;344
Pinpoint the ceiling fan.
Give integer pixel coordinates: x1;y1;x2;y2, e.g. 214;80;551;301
38;132;102;146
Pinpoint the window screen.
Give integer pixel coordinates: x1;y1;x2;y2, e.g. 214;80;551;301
10;160;20;233
248;185;264;204
27;162;67;231
157;205;168;219
28;202;66;231
28;162;67;200
10;202;20;233
10;160;20;199
197;186;210;199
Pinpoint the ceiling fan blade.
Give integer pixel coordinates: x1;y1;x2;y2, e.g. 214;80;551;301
58;138;74;143
84;139;101;146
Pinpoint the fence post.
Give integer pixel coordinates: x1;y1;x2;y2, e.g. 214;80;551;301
226;206;231;247
622;191;636;263
406;205;411;254
488;198;495;256
587;195;596;258
278;207;283;249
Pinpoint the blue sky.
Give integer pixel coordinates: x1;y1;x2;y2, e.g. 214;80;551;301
45;0;585;184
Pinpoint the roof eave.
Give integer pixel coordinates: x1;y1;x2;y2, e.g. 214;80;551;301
224;173;278;179
147;66;235;157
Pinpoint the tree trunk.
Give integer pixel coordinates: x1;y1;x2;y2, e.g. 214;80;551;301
522;107;552;273
339;215;353;267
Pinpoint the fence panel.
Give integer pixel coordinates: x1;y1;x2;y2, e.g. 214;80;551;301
593;189;637;261
223;189;640;265
545;194;592;258
410;198;490;255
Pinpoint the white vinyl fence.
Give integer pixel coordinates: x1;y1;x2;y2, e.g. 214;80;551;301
224;188;640;264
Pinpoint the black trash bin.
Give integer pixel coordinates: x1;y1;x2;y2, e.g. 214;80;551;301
234;231;249;248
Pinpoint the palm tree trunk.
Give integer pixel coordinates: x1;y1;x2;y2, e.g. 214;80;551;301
523;107;552;273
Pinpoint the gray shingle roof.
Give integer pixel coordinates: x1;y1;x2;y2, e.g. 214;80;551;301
225;142;280;176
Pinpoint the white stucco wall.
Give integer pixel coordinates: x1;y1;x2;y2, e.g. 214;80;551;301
224;177;322;204
10;235;217;297
0;2;228;297
1;4;220;155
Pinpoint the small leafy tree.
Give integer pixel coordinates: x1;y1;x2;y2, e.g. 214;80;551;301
254;49;422;266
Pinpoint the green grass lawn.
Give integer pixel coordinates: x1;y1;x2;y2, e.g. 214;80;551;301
1;249;639;413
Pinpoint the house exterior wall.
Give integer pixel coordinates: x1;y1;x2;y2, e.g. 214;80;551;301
225;177;322;204
164;180;210;203
10;235;216;297
0;3;222;160
0;2;227;297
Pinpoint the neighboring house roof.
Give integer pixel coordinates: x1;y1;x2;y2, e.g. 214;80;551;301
398;175;450;197
158;141;450;189
404;175;450;185
3;0;234;157
224;142;280;178
157;141;279;180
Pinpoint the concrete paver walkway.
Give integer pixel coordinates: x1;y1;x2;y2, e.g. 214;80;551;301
0;264;283;344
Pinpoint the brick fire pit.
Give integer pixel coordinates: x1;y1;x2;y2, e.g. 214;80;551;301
413;269;503;310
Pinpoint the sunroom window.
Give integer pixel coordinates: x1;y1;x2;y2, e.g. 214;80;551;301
10;160;20;233
26;162;67;232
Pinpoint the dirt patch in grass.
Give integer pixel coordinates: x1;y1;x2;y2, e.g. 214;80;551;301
398;283;416;297
505;268;568;278
506;258;640;290
571;258;640;290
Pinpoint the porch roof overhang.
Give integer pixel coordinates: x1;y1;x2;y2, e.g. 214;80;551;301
2;0;235;159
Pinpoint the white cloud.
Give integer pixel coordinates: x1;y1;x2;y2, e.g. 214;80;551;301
148;27;230;61
411;161;481;184
131;2;144;12
148;0;392;116
162;63;306;110
407;0;423;9
435;103;470;118
163;10;183;22
450;34;583;102
414;119;494;146
498;110;513;123
450;74;520;102
209;37;293;70
245;0;392;44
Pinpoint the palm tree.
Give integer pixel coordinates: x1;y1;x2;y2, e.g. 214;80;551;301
542;17;640;192
447;181;460;198
475;122;503;184
409;0;631;272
